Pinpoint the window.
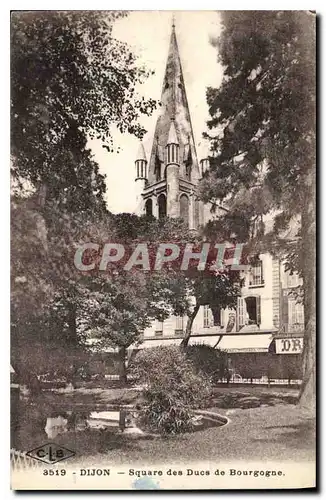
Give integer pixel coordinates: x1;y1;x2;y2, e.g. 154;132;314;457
288;299;304;325
179;194;189;226
237;296;261;329
211;306;223;326
175;316;184;335
155;158;161;182
249;260;264;286
155;320;163;336
158;194;167;219
185;163;191;180
203;305;213;328
145;198;152;217
286;271;301;288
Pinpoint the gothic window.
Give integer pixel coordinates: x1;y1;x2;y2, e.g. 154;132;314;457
179;194;189;226
194;199;200;229
185;163;191;180
155;158;161;182
145;198;153;217
158;194;167;219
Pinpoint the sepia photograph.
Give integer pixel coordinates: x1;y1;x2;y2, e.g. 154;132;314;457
10;9;316;490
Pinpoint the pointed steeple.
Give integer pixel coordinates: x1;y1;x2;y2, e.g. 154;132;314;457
147;20;200;184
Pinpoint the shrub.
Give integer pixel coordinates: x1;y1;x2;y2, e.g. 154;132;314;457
185;344;229;383
129;345;212;435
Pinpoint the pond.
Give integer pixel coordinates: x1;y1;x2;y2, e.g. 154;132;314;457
11;399;227;457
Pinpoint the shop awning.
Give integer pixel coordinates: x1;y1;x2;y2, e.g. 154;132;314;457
217;334;273;353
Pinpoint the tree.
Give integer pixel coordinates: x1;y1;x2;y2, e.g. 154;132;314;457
11;11;156;201
200;11;315;409
11;10;158;386
78;214;191;382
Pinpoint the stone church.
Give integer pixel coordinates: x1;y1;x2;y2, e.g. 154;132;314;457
130;23;304;369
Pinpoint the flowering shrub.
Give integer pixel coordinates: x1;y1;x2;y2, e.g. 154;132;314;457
130;345;212;434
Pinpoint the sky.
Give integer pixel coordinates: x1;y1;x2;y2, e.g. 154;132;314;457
88;11;224;214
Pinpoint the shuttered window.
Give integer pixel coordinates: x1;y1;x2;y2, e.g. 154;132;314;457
289;299;304;325
237;298;245;329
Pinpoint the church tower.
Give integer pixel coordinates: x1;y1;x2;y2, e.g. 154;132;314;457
135;21;203;229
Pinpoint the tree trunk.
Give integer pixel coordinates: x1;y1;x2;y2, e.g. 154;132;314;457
180;303;200;348
214;335;224;348
119;346;127;385
299;164;316;414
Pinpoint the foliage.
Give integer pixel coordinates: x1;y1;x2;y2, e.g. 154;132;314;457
130;346;212;434
185;345;229;383
11;11;156;198
200;11;315;271
201;10;315;408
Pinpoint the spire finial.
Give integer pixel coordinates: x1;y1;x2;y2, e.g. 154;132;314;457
172;13;175;30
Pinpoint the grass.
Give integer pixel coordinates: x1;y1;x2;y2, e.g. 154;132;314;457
63;403;315;466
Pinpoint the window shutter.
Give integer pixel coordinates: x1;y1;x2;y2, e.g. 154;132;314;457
288;299;295;325
282;291;289;331
176;316;184;330
237;297;245;329
256;296;261;325
220;309;224;328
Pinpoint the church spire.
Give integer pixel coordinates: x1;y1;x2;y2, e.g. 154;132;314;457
146;20;200;185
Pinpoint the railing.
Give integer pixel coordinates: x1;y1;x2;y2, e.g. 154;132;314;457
10;449;42;471
219;377;301;386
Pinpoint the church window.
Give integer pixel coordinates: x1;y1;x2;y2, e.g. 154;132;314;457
156;163;161;182
185;163;191;180
158;194;167;219
145;198;153;217
179;194;189;226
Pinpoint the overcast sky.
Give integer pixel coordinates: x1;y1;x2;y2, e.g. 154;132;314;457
88;11;223;213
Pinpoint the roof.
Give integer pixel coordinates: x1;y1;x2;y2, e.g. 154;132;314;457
136;141;147;162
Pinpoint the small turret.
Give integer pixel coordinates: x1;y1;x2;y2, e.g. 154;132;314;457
166;120;179;166
134;141;147;215
135;142;148;180
199;158;209;178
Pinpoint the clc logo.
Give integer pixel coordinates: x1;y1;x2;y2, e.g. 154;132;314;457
27;443;75;464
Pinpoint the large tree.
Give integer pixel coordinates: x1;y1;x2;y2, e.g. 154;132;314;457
11;10;156;205
11;10;158;386
200;11;315;409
